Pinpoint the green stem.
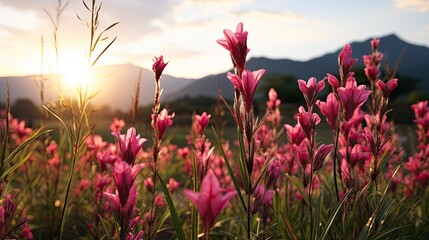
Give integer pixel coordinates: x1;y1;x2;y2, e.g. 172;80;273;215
247;180;252;240
332;128;341;203
57;147;77;239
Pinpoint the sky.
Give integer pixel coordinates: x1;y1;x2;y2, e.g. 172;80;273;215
0;0;428;79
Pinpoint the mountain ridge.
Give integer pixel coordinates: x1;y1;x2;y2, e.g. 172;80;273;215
2;34;428;110
164;34;429;102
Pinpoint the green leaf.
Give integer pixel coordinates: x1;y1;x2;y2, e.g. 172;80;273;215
313;190;323;240
212;126;247;212
237;128;249;194
156;172;186;240
98;214;112;240
358;163;402;240
3;127;52;167
252;156;275;192
321;190;352;240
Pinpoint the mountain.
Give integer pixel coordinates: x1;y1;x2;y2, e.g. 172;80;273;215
2;34;428;110
165;34;429;101
0;64;193;110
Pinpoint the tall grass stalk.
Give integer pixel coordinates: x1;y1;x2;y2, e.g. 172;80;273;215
45;0;118;238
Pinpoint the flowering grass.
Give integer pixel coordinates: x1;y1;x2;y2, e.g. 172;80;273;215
1;1;429;240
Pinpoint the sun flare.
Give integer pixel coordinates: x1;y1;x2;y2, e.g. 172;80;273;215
58;52;96;93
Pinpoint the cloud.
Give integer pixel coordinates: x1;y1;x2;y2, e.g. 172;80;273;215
0;3;47;31
394;0;429;12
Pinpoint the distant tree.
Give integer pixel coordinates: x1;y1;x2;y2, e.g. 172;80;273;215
11;98;41;124
353;67;420;101
95;104;114;119
258;73;304;105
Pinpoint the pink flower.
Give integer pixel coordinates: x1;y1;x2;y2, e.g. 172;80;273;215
9;119;32;144
152;108;175;140
227;69;266;113
376;78;398;99
194;112;211;135
371;38;380;51
266;88;281;110
337;78;371;120
252;185;274;214
155;194;165;208
45;140;58;156
284;123;306;146
167;178;180;193
112;127;147;165
296;106;321;139
326;73;340;90
152;55;168;81
313;144;334;172
364;66;380;82
109;118;126;133
411;101;429;119
316;93;339;129
183;170;236;234
86;135;107;151
144;177;154;193
298;77;325;108
112;161;145;207
338;43;358;79
104;185;137;227
217;22;250;74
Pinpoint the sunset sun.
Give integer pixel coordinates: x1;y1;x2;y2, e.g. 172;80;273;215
58;52;96;92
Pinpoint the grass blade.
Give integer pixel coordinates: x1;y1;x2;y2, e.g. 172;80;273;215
321;190;352;240
212;126;247;212
98;214;112;240
156;172;186;240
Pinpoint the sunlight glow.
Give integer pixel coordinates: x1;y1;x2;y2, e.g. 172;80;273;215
58;52;96;93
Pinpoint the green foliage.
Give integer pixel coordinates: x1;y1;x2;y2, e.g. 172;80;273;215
258;73;305;104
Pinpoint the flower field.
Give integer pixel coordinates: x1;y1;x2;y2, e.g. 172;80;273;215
1;1;429;239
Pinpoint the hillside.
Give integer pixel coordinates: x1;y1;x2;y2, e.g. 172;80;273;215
0;64;194;110
165;34;429;101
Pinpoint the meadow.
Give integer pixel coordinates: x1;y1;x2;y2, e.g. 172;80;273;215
1;1;429;239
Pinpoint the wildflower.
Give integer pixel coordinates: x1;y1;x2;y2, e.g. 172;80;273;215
296;106;321;139
363;38;383;82
337;77;371;120
313;144;334;172
266;88;281;110
86;134;107;152
338;43;358;79
155;194;165;208
227;69;266;113
284;123;306;146
152;108;175;140
411;101;429;119
252;185;274;214
326;73;340;90
316;93;339;129
298;77;325;109
112;127;147;165
266;160;281;188
194;112;211;135
371;38;380;51
183;170;236;235
9;118;32;144
104;185;137;229
109;118;126;133
152;55;168;82
376;78;398;99
144;178;154;193
217;22;250;74
167;178;180;193
112;161;145;207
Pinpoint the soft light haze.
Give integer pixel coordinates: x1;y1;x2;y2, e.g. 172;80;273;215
0;0;428;79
